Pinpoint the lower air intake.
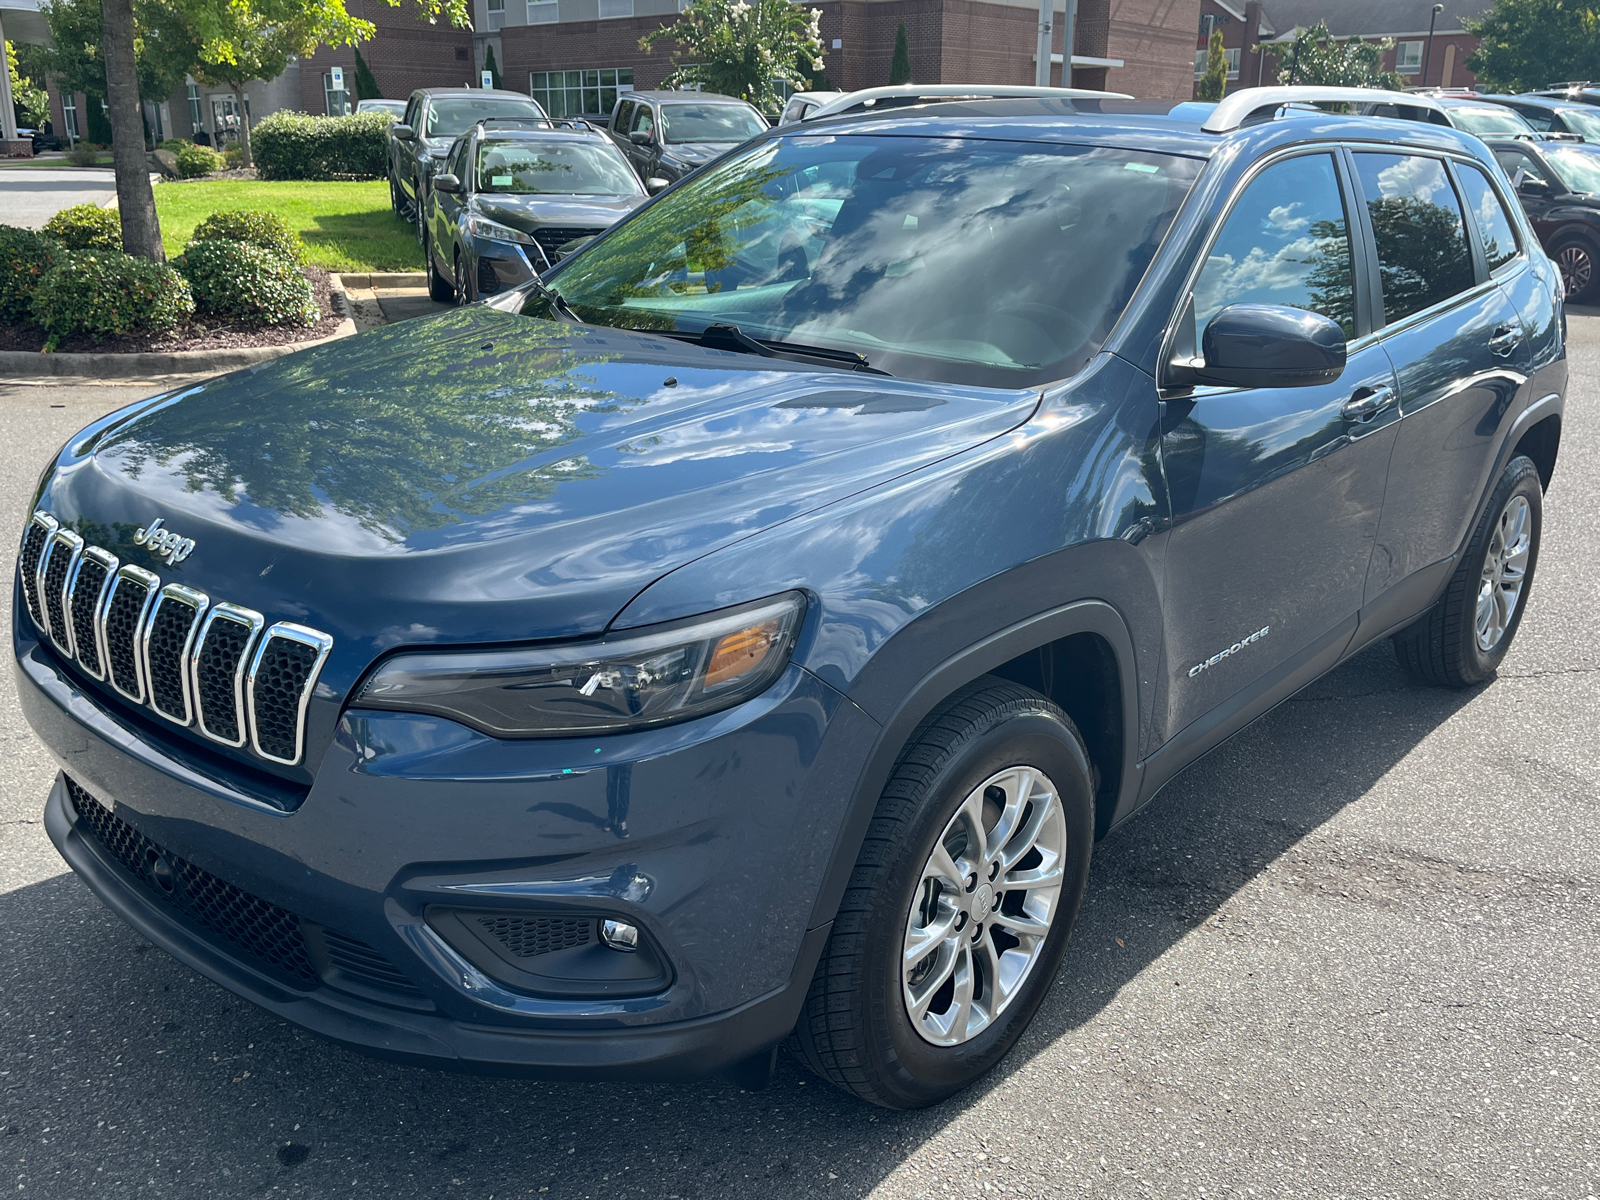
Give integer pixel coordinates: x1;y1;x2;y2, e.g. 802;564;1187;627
478;914;595;958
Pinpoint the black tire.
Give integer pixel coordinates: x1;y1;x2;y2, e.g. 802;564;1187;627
426;231;455;303
791;676;1095;1109
389;174;402;216
1393;455;1542;688
1552;234;1600;304
455;249;474;305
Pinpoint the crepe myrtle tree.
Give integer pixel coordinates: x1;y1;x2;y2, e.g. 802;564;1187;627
1264;20;1403;89
640;0;825;115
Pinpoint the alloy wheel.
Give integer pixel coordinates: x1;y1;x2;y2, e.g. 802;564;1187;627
1475;493;1532;653
1558;243;1593;299
902;765;1066;1047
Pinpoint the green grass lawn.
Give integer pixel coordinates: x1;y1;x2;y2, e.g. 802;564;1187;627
154;179;421;272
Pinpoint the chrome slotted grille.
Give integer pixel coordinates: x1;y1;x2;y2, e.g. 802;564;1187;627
19;511;333;768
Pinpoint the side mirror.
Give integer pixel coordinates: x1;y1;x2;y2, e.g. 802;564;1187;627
1514;169;1550;196
630;128;652;144
433;173;461;194
645;176;669;194
392;124;415;141
1195;304;1346;389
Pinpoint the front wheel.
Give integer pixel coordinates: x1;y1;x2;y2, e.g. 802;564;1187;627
791;677;1095;1109
1553;235;1599;303
425;231;455;303
1393;455;1542;687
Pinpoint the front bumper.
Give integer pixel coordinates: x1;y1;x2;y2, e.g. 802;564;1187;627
17;622;876;1079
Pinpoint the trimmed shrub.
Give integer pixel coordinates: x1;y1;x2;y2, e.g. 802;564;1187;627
223;145;245;169
251;110;392;181
67;143;100;167
0;225;63;323
175;141;224;178
176;240;318;326
160;137;192;150
190;209;306;264
31;251;194;350
42;203;120;250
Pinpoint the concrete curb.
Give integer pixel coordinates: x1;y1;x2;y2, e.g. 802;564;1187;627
335;272;427;288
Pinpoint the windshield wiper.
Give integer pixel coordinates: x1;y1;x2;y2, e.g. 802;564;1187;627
659;323;892;375
522;274;582;325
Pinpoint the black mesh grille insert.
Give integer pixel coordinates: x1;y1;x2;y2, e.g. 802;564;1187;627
531;226;603;260
251;636;319;761
146;597;200;720
104;577;151;698
477;915;594;958
42;542;74;652
18;522;47;628
65;776;318;984
70;557;109;677
196;617;253;742
321;928;423;995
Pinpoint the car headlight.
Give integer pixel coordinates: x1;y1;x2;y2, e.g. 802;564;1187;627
354;592;806;737
466;213;537;245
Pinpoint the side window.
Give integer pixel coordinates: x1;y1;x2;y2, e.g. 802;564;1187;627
1521;109;1554;131
1456;163;1521;272
448;139;468;183
633;105;655;136
1352;152;1475;324
1494;147;1547;185
1194;152;1355;340
403;97;419;130
614;99;634;131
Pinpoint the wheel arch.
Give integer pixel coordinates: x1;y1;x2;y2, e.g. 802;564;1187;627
1513;411;1561;491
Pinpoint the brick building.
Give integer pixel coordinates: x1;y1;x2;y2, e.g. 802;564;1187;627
1194;0;1498;98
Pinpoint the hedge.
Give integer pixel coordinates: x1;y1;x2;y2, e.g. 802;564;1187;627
0;225;63;323
31;251;194;350
251;110;393;181
190;209;306;264
175;141;224;178
176;240;318;326
41;204;120;251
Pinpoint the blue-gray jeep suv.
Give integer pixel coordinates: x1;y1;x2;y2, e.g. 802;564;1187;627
14;89;1566;1109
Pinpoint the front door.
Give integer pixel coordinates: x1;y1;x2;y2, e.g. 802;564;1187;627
1160;150;1400;737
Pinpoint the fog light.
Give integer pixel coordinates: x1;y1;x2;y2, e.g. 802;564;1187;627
600;919;640;952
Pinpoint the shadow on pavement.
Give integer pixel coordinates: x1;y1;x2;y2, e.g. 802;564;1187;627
0;640;1478;1198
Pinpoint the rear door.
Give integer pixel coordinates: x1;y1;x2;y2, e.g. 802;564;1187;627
1159;149;1400;737
1352;150;1530;623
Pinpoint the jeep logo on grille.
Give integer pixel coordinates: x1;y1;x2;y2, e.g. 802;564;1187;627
133;518;196;566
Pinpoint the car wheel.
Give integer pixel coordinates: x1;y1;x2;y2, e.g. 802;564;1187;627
455;249;474;305
389;175;402;216
1393;455;1542;688
791;676;1095;1109
1553;235;1600;303
426;232;455;303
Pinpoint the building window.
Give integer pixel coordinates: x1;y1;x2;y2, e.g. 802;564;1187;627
529;67;634;117
598;0;632;17
323;73;350;116
1396;40;1424;74
527;0;557;21
486;0;505;30
1194;47;1241;79
187;83;202;130
62;93;80;139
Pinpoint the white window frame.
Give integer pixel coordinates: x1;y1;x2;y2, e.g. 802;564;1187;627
62;93;80;139
1396;40;1424;74
598;0;633;18
527;0;557;21
1194;46;1241;79
486;0;505;30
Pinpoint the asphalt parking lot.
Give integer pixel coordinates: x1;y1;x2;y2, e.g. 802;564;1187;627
2;316;1597;1199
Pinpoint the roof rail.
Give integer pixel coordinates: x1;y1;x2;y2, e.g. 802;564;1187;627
475;116;602;134
1202;86;1446;133
801;84;1131;122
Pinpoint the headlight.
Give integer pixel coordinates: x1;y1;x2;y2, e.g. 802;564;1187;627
466;213;537;245
354;592;805;737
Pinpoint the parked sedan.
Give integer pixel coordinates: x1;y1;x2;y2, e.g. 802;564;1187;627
1485;134;1600;300
424;123;645;302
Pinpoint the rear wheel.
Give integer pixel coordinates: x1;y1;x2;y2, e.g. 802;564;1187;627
1553;235;1599;303
791;677;1095;1109
1393;455;1542;687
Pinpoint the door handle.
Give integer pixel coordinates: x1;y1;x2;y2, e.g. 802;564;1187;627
1341;384;1396;422
1489;324;1523;356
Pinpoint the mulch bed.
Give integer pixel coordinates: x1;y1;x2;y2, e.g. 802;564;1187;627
0;267;344;355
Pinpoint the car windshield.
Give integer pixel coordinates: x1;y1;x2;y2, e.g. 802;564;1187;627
477;138;641;195
1542;145;1600;193
426;98;545;138
660;104;768;144
1555;107;1600;139
538;134;1200;386
1450;106;1532;135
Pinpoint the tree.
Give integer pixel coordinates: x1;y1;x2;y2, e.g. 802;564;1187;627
640;0;825;115
1266;21;1402;89
1466;0;1600;93
482;41;501;89
8;42;51;128
353;44;382;100
1196;28;1226;101
889;21;912;85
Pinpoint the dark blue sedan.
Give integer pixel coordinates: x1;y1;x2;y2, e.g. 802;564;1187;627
15;87;1565;1109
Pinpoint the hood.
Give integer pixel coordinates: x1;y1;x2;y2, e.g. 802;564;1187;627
39;310;1037;690
473;193;641;235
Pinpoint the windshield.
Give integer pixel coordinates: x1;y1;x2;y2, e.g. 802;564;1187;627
477;138;641;195
1450;106;1532;135
660;104;768;144
426;98;546;139
1556;107;1600;139
538;135;1199;386
1543;145;1600;193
